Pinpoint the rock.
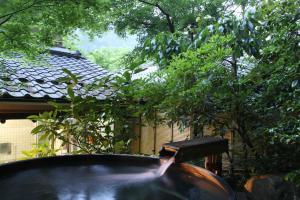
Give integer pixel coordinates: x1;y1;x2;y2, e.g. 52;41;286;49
244;175;295;200
235;192;248;200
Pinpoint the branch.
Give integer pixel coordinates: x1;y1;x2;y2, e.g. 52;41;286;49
138;0;156;7
0;0;80;26
0;15;12;26
138;0;175;33
224;58;234;65
0;0;40;20
0;0;56;26
0;1;35;26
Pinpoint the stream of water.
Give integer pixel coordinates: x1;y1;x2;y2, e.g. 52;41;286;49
94;155;176;183
157;156;175;176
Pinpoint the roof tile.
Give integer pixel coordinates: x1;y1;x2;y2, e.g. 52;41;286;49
0;48;113;101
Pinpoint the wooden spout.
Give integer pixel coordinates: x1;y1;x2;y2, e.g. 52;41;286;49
159;136;228;164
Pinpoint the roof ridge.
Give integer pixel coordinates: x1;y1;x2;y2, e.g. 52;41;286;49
48;47;83;59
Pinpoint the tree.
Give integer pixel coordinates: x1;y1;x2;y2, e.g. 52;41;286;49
139;0;300;180
87;48;130;71
108;0;227;37
245;0;300;174
141;0;260;147
112;0;231;67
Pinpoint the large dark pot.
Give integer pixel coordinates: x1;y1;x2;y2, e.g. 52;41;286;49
0;154;235;200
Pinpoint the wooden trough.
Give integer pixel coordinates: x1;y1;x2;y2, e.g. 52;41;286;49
159;136;229;174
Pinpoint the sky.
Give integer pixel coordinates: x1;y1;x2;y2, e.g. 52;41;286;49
71;30;138;53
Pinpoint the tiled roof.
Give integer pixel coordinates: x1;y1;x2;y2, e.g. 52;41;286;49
0;47;113;102
132;62;158;80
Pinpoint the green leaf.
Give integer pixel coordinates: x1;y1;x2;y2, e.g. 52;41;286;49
39;132;50;141
48;101;63;109
123;71;131;81
67;86;75;99
62;68;78;84
134;68;145;74
31;125;44;134
292;80;298;88
27;115;39;120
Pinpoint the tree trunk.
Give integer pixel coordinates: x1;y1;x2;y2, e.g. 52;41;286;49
231;56;254;149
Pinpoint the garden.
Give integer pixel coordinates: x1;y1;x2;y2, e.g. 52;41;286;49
0;0;299;199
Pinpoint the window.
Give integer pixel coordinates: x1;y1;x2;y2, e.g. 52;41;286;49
0;143;12;155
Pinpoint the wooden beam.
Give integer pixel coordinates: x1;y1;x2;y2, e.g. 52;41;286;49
0;101;68;119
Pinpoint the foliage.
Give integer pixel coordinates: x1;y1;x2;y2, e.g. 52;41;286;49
28;68;143;154
243;0;300;177
118;0;232;67
87;48;130;71
108;0;227;38
138;0;300;184
250;0;300;145
22;142;59;158
0;0;227;56
0;0;110;55
286;170;300;187
1;0;300;187
140;35;233;127
140;1;261;145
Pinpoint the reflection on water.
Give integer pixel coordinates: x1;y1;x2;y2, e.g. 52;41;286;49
0;163;227;200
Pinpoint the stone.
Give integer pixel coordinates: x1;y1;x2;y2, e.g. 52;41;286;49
244;175;296;200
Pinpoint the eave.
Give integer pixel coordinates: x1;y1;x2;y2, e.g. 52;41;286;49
0;101;69;120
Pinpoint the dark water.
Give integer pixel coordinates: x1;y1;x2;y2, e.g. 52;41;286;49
0;164;227;200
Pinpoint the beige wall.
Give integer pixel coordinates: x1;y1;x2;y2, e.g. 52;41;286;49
133;121;191;156
0;120;37;164
172;124;190;142
140;125;155;155
0;120;71;164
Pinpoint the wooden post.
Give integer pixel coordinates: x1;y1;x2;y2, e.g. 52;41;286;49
153;112;157;154
66;132;70;153
138;115;142;154
171;122;174;142
205;154;223;175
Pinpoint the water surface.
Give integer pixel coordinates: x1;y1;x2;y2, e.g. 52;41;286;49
0;163;227;200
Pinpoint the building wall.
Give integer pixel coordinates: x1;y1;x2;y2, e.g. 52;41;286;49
0;119;187;162
0;120;69;164
0;120;37;164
